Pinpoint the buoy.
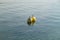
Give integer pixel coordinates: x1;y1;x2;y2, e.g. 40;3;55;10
27;15;36;25
31;16;36;22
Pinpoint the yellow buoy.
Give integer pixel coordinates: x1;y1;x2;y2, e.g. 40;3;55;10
31;16;36;22
27;15;36;25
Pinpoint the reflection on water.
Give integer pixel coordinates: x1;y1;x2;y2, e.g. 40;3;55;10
0;0;60;40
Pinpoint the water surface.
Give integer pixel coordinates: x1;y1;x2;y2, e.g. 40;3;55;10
0;0;60;40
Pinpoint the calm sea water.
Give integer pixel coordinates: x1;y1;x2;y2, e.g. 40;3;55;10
0;0;60;40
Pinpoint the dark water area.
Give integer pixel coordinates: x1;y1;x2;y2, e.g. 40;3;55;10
0;0;60;40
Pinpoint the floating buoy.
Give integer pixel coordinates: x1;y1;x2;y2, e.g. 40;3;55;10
27;15;36;25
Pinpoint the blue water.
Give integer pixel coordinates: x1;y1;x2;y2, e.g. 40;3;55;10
0;0;60;40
